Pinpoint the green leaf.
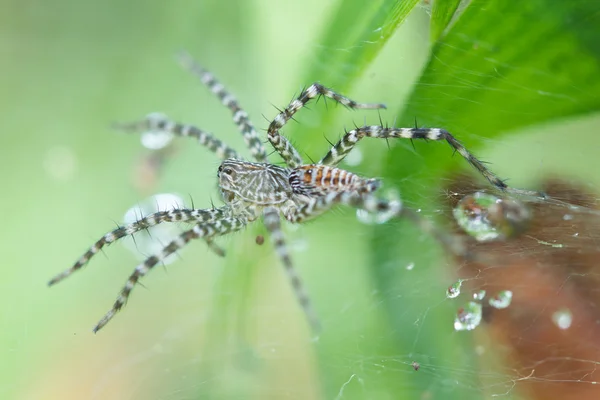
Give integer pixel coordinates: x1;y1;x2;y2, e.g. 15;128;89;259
301;0;421;86
429;0;463;42
369;0;600;397
285;0;421;149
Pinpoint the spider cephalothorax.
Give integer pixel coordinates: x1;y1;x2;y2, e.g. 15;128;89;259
49;51;541;333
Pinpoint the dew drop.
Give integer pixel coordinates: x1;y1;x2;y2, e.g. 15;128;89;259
454;301;483;331
489;290;513;309
552;308;573;330
141;112;174;150
446;279;462;299
453;192;531;242
122;193;186;265
355;189;400;225
406;262;415;271
473;290;486;301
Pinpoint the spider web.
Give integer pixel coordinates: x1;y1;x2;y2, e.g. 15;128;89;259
81;39;600;400
4;2;600;400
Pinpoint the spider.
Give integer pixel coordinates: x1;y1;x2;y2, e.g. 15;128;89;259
49;51;541;333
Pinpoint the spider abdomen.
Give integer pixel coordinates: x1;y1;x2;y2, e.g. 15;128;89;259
289;164;380;196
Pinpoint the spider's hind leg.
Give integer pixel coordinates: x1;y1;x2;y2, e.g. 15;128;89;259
92;216;247;332
263;207;320;331
48;207;229;286
290;191;469;259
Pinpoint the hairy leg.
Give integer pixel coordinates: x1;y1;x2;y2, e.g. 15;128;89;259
92;217;247;332
319;125;544;197
177;51;268;162
114;114;242;160
263;207;320;331
289;192;468;257
267;84;385;168
49;207;229;286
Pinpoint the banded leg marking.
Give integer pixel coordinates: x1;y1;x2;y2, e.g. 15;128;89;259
267;84;386;169
49;207;228;286
114;115;241;160
92;217;247;332
263;207;320;331
289;192;468;257
319;125;542;196
177;51;268;163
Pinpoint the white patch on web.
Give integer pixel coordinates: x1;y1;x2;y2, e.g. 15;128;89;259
552;308;573;330
454;301;483;331
141;112;174;150
446;279;462;299
489;290;513;309
122;193;186;265
355;188;401;225
473;290;486;301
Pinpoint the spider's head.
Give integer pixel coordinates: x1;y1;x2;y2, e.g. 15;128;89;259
217;160;241;203
217;159;291;205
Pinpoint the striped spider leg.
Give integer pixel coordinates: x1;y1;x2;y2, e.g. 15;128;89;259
266;84;386;168
319;125;545;198
48;208;229;286
92;216;248;332
113;50;266;163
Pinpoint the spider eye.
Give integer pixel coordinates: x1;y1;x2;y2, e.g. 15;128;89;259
222;167;234;176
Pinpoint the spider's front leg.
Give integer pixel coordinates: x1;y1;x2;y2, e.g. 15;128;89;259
267;85;386;168
177;51;268;163
48;207;229;286
319;125;544;198
263;207;320;331
93;216;247;332
113;114;242;160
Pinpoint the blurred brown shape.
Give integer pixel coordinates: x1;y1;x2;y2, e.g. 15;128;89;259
444;177;600;400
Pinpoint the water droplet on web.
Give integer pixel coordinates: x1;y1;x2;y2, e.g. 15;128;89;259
122;193;186;265
489;290;513;309
344;148;363;166
552;308;573;330
446;280;462;299
355;189;400;225
141;112;174;150
454;301;482;331
356;209;376;225
453;192;531;242
473;290;486;301
406;262;415;271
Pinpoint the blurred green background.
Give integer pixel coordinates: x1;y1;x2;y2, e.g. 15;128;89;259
1;1;600;399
